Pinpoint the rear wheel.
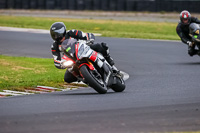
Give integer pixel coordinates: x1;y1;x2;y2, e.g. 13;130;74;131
80;65;107;94
111;77;126;92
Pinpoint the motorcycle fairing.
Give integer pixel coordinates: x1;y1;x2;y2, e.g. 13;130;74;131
189;23;200;42
75;40;94;60
89;51;98;62
62;38;118;88
61;38;77;60
79;63;95;71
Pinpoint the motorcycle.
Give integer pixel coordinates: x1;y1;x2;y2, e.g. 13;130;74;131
189;23;200;56
60;38;126;94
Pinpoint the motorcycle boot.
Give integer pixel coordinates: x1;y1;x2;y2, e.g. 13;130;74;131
104;54;115;66
90;42;115;66
101;42;115;66
188;45;198;56
112;65;123;78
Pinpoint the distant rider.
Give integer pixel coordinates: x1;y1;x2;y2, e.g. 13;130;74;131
176;10;200;56
50;22;115;83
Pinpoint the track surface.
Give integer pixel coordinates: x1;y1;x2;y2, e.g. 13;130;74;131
0;31;200;133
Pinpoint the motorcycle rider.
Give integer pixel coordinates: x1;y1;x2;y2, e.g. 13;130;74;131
50;22;115;83
176;10;200;56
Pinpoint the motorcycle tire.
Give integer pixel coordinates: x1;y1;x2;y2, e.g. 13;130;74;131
111;76;126;92
80;65;107;94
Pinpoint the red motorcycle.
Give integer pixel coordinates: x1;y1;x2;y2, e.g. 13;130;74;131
61;38;125;94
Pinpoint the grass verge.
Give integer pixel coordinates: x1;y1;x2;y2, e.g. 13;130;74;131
0;15;179;40
0;55;86;92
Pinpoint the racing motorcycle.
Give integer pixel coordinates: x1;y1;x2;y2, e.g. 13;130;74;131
189;23;200;56
60;38;125;94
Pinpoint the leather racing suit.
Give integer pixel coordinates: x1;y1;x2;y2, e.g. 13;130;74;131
51;29;114;83
176;17;200;56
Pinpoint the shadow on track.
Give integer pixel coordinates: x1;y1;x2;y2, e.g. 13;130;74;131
175;62;200;65
55;91;117;96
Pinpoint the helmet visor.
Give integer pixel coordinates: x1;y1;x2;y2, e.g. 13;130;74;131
51;27;66;41
54;27;65;34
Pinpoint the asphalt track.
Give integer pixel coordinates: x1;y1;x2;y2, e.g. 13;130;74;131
0;30;200;133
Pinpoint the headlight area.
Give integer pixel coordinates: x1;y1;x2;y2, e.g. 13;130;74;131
63;60;74;68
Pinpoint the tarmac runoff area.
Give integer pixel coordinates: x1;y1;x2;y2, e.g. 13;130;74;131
0;26;129;97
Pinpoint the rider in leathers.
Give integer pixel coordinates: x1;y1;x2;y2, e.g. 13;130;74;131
50;22;115;83
176;10;200;56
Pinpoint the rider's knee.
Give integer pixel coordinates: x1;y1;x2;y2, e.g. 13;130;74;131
64;70;77;83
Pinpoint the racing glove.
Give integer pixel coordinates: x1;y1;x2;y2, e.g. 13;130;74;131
60;60;68;69
86;33;95;46
187;41;193;47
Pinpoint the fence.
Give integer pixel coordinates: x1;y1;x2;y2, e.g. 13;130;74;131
0;0;200;13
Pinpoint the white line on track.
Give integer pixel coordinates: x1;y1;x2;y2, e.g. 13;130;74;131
0;26;49;34
0;26;102;36
128;37;181;43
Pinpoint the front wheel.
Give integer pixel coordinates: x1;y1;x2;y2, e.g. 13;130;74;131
80;65;107;94
111;77;126;92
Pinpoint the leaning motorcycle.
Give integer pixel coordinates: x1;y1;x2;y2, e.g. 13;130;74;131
189;23;200;55
60;39;125;94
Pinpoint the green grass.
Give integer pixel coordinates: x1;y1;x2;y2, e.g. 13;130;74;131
0;15;179;40
0;55;82;91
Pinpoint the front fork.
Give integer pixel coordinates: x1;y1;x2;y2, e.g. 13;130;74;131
78;51;114;87
77;59;100;80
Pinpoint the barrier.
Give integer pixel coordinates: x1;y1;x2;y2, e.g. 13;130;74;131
0;0;200;13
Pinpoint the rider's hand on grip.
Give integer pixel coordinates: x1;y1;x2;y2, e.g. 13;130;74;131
187;41;193;47
86;40;94;46
88;33;95;40
60;60;67;69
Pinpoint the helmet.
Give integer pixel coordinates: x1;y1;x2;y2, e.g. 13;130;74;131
180;10;191;25
50;22;66;42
